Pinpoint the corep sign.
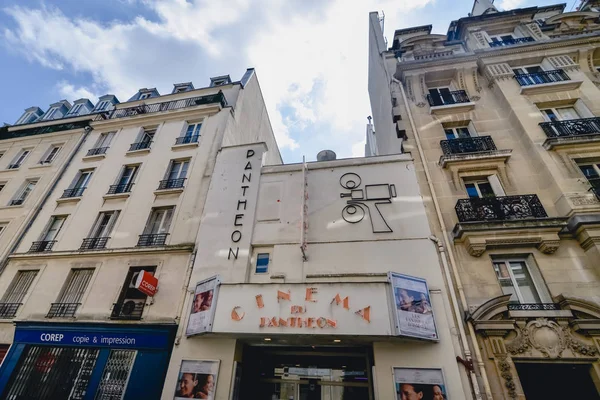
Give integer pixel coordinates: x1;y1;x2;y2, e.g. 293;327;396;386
134;270;158;297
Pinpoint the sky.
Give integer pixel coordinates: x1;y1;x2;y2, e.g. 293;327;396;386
0;0;576;163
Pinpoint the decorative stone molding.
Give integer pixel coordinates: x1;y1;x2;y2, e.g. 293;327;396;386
537;240;560;254
404;76;415;102
416;102;427;108
524;22;545;40
470;95;481;101
472;68;483;93
419;75;427;100
497;357;518;399
472;30;489;49
458;70;466;90
570;194;600;206
545;55;580;71
483;63;514;88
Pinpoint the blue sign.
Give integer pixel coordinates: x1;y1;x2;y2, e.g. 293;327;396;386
14;329;170;349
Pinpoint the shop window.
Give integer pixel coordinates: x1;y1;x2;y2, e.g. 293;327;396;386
94;349;137;398
47;268;94;318
111;266;156;320
255;253;270;273
492;258;550;303
0;270;38;318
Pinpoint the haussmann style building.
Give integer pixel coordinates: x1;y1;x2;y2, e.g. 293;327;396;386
368;0;600;399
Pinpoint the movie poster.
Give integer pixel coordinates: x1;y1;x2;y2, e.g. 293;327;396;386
389;273;438;340
174;360;220;400
186;276;220;336
394;368;448;400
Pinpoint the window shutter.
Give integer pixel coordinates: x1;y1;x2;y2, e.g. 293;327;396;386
488;175;506;196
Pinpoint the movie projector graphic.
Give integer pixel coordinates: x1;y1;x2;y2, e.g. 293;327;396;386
339;173;397;233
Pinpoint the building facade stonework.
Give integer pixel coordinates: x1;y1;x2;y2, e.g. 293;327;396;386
368;1;600;399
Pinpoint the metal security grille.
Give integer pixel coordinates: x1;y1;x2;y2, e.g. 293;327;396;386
58;269;94;304
94;350;136;400
2;346;99;399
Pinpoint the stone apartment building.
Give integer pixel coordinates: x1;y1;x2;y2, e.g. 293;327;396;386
368;0;600;399
0;69;281;399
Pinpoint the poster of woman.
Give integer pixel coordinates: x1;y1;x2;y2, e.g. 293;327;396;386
186;276;220;336
394;368;448;400
389;273;438;340
174;360;220;400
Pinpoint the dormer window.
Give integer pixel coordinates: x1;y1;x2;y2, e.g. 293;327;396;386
175;87;187;93
95;101;110;111
212;80;227;86
43;108;59;120
139;93;151;100
67;104;83;116
15;112;38;125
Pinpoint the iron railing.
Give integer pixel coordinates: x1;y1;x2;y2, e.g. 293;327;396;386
137;233;169;247
9;199;24;206
61;187;86;198
7;163;21;170
94;92;227;121
514;69;570;86
507;303;559;311
46;302;80;318
157;178;186;190
128;141;152;152
175;135;200;145
440;136;497;155
426;90;471;107
539;117;600;138
587;177;600;200
489;37;535;47
79;237;110;250
107;183;134;195
455;194;548;222
86;147;109;156
29;240;56;253
111;301;145;320
0;120;90;141
0;303;22;318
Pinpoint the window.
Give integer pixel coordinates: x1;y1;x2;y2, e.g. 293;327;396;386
43;107;58;120
130;128;155;151
578;162;600;192
10;180;37;206
67;103;83;116
95;101;110;111
159;159;189;189
0;270;38;318
40;215;67;242
513;65;545;85
139;93;151;100
540;106;580;122
428;87;452;106
0;222;6;236
109;165;139;194
255;253;270;273
88;132;115;156
48;268;94;317
81;211;119;250
111;266;156;320
63;169;93;198
464;179;495;198
8;149;31;169
39;145;61;164
138;207;174;246
15;112;38;125
489;33;514;44
492;259;545;303
513;65;543;75
177;122;202;144
0;182;6;193
445;126;472;139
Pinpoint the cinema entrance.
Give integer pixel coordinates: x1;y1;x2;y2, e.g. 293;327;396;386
238;345;374;400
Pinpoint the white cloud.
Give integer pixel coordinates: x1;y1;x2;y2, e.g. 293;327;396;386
1;0;433;158
56;81;99;102
495;0;525;10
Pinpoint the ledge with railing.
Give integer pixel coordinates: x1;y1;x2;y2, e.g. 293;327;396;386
111;301;145;320
7;163;21;170
539;117;600;138
507;303;559;311
94;92;227;121
0;303;22;318
440;136;498;155
514;69;570;86
46;302;80;318
29;240;56;253
175;135;200;145
79;237;110;250
426;90;471;107
9;199;24;206
86;147;109;157
489;37;535;47
107;183;134;195
455;194;548;223
157;178;186;190
137;233;169;247
128;141;152;152
61;187;86;198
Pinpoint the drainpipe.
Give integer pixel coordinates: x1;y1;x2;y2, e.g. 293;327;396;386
0;124;93;275
173;250;196;345
398;80;493;400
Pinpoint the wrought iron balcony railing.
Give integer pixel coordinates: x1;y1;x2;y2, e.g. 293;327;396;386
94;92;227;121
157;178;186;190
426;90;471;107
440;136;497;155
46;302;80;318
29;240;56;253
514;69;570;86
455;194;548;223
507;303;559;311
137;233;169;247
86;147;109;157
107;183;134;195
7;163;21;170
175;135;200;145
79;237;110;250
61;187;86;198
489;37;535;47
9;199;24;206
0;303;22;318
587;177;600;200
129;141;152;152
111;301;145;320
539;117;600;138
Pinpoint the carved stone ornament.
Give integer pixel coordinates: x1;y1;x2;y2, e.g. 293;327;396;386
564;327;599;357
570;195;600;206
497;357;518;399
470;95;481;102
416;102;427;108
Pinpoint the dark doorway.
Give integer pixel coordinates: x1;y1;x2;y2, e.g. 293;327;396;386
515;362;600;400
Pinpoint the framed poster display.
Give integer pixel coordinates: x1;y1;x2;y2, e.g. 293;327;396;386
174;359;220;400
186;276;221;336
393;367;448;400
388;272;438;340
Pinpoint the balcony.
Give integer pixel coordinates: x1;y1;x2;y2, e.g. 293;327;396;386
174;135;200;146
455;194;548;222
137;233;169;247
157;178;186;190
540;117;600;149
46;302;80;318
439;136;512;167
85;147;109;158
111;301;144;320
107;183;134;195
79;237;110;250
514;69;582;95
94;92;227;121
426;90;475;115
128;141;152;153
0;303;21;318
61;187;86;199
29;240;56;253
489;37;535;47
